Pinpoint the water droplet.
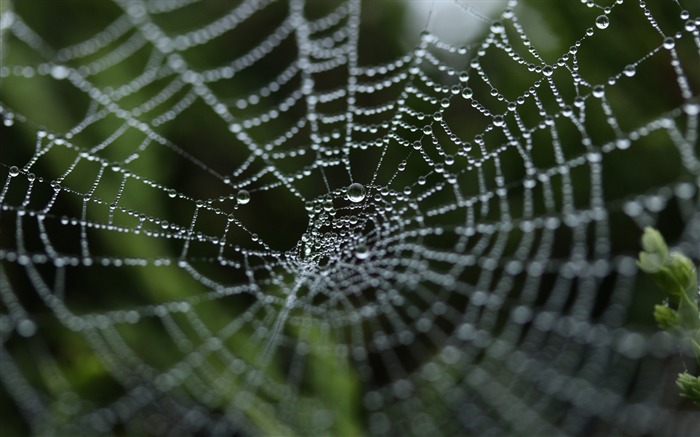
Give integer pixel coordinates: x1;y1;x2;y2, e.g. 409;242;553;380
616;139;631;150
685;20;696;32
592;85;605;98
236;189;250;205
490;22;504;34
683;103;700;115
50;65;69;80
663;37;675;49
355;244;369;259
623;64;636;77
168;189;177;198
462;87;473;99
493;115;505;127
595;15;609;30
9;166;20;177
17;319;37;337
542;66;554;77
586;152;602;163
347;183;366;203
323;197;334;211
318;256;331;271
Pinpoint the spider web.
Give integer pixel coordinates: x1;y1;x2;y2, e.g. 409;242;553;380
1;0;699;435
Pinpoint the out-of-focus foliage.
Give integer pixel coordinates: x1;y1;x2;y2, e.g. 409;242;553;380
1;0;699;435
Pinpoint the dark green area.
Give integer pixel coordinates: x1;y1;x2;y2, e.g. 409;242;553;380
1;0;699;435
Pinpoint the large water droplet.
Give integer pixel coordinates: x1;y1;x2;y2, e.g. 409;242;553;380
592;85;605;98
595;15;609;29
663;37;675;49
623;64;636;77
318;256;331;272
50;65;69;80
683;103;700;116
9;166;20;177
490;21;504;34
236;189;250;205
323;197;334;211
355;244;370;259
347;183;366;203
17;319;37;337
586;152;603;163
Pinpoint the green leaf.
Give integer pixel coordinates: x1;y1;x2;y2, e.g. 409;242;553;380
637;252;664;274
676;372;700;407
640;227;669;264
638;228;700;407
653;305;678;330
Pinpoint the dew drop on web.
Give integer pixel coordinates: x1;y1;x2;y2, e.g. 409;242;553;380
592;85;605;98
663;36;675;49
355;244;369;259
236;189;250;205
347;183;366;203
595;15;609;30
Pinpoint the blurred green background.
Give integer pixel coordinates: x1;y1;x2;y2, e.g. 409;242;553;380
1;0;699;435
